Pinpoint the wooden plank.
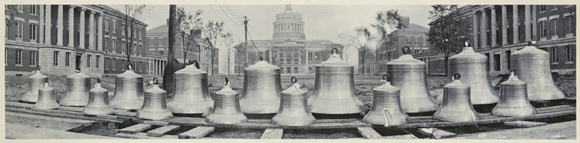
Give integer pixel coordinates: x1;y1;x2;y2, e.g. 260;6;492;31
116;133;178;139
260;128;284;139
5;101;35;108
143;120;170;126
178;126;215;139
5;106;123;123
169;117;372;129
6;124;118;139
59;106;85;112
460;121;576;139
118;124;152;134
114;109;138;117
504;120;547;128
357;127;382;139
147;125;180;137
382;134;418;139
417;128;457;139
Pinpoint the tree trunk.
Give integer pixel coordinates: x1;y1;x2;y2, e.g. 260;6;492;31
183;31;187;63
163;5;177;95
361;48;365;76
444;52;449;76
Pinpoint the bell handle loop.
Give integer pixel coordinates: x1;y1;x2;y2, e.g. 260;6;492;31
402;46;411;55
37;65;41;71
97;78;101;84
465;40;470;47
452;73;461;80
225;77;230;87
127;62;133;70
382;74;390;82
44;77;49;83
152;78;159;85
331;48;338;55
260;56;264;61
291;76;297;84
383;108;392;127
510;69;516;78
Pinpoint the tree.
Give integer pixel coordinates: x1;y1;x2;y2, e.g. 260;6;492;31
176;7;203;63
371;10;407;62
426;5;472;76
354;27;375;76
220;33;234;75
203;21;225;75
5;5;19;26
118;5;149;66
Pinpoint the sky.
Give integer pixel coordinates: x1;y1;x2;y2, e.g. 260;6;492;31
126;5;435;48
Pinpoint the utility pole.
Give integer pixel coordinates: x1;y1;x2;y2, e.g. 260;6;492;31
244;16;248;69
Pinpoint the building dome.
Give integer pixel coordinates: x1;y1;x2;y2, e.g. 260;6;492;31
272;5;306;40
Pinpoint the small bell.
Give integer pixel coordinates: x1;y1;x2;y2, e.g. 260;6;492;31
433;73;480;122
33;78;60;110
60;69;91;107
206;78;247;124
138;78;173;120
20;66;47;103
84;78;115;115
363;74;409;126
492;69;537;117
272;77;316;126
110;63;145;110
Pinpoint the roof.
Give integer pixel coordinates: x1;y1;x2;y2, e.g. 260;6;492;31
147;25;168;34
97;5;148;26
400;23;429;33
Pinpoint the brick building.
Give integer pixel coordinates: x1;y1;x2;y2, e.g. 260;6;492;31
5;5;148;77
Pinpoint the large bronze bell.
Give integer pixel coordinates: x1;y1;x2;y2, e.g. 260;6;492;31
446;41;499;105
433;73;480;122
206;78;248;124
167;60;213;114
309;48;367;114
60;69;91;107
84;78;114;116
511;41;566;101
239;59;282;114
138;78;173;120
272;77;316;126
363;74;409;126
492;70;536;117
33;78;60;110
110;63;144;110
387;46;438;113
20;66;47;103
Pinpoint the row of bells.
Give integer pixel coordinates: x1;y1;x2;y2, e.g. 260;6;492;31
22;41;564;126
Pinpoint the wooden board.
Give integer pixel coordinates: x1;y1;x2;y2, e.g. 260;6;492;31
178;126;215;139
504;121;547;128
6;124;118;139
458;121;576;139
118;124;152;134
357;127;382;139
381;134;418;139
147;125;180;137
417;128;457;139
260;128;284;139
5;106;123;123
115;132;178;139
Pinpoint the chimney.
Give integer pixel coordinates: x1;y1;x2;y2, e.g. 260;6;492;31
401;17;410;26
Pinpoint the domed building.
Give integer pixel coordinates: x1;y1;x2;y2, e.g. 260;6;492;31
232;5;347;74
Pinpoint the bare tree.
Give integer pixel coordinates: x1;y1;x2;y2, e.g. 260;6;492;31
203;21;225;75
176;7;203;63
220;33;234;75
371;10;407;62
354;27;374;76
5;5;18;26
118;5;150;66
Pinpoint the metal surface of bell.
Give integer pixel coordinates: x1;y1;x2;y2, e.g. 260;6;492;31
206;79;248;124
20;66;47;103
363;74;409;126
492;70;536;117
387;47;438;113
33;78;59;110
138;78;173;120
447;41;499;105
168;61;213;114
84;79;114;115
60;70;91;107
433;74;480;122
239;60;282;114
110;63;144;110
272;77;316;126
309;48;367;114
511;41;566;101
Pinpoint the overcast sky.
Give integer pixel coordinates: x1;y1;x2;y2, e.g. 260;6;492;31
127;5;434;48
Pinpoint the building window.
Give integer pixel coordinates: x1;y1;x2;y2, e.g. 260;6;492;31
159;38;163;46
17;5;23;12
415;49;420;54
105;18;109;32
54;51;59;66
121;23;125;35
565;15;574;34
566;46;573;62
16;20;23;39
65;52;70;66
30;5;36;15
15;49;22;65
540;5;547;12
551;19;557;37
30;23;37;41
159;49;164;55
105;38;109;52
139;29;142;40
122;41;126;54
112;59;116;70
112;19;116;33
96;55;100;68
539;21;547;38
105;57;108;70
30;51;37;66
551;47;558;63
112;39;116;53
87;54;91;67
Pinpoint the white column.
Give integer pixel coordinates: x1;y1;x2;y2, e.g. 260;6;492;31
513;5;519;44
79;8;85;49
473;11;479;48
98;12;103;51
39;5;44;44
524;5;531;42
45;5;52;45
89;11;95;50
502;5;508;45
480;8;487;48
491;6;497;47
532;5;537;41
68;6;75;47
57;5;64;46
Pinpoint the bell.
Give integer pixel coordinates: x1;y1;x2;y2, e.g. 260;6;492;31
492;70;536;117
84;78;114;116
511;41;566;101
138;78;173;120
33;78;60;110
272;77;316;126
60;69;91;107
239;59;282;114
387;46;438;113
446;41;499;105
309;48;367;114
206;78;248;124
20;66;47;103
433;73;480;122
110;63;145;110
167;60;213;114
363;74;409;126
